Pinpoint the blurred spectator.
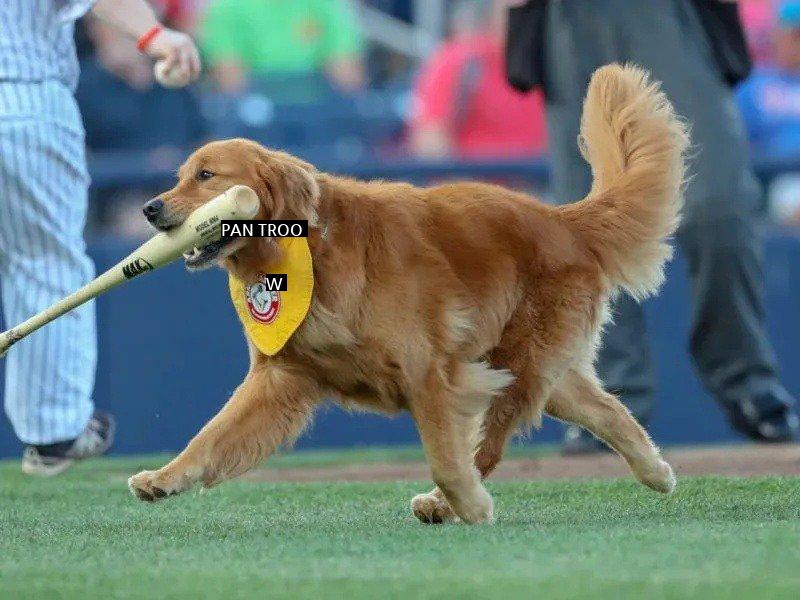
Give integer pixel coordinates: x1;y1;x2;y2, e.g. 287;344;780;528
409;0;547;159
738;1;800;160
152;0;203;32
738;1;800;224
740;0;779;64
200;0;365;94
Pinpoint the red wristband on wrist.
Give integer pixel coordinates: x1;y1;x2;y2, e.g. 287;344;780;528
136;25;163;53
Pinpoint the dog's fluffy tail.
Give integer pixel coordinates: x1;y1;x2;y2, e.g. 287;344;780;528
559;64;689;300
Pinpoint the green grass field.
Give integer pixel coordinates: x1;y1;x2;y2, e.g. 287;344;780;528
1;450;799;599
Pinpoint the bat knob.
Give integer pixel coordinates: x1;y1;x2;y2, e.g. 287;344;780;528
228;185;260;219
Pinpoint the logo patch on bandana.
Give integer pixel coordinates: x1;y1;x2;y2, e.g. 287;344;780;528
228;237;314;356
245;275;281;324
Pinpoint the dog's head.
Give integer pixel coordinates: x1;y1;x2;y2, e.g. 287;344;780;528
145;138;320;271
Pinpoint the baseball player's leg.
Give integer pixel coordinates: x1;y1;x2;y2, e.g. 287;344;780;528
0;83;98;449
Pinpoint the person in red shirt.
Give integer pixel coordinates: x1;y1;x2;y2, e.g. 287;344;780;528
409;0;546;159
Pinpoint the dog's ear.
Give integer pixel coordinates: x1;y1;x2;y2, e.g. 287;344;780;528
253;147;320;227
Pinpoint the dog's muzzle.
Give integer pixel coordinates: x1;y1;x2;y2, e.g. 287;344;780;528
142;197;183;231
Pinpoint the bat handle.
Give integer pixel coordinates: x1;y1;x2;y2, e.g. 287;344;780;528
0;269;122;357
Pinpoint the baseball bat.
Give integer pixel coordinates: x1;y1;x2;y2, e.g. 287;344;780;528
0;185;260;357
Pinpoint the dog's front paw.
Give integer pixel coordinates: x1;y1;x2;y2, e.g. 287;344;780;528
411;490;458;524
128;469;186;502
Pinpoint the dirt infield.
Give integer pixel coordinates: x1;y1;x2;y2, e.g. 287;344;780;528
244;444;800;483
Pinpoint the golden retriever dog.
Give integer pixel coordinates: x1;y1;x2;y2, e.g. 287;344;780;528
129;64;688;524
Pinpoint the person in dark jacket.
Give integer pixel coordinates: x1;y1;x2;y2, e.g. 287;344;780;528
507;0;798;452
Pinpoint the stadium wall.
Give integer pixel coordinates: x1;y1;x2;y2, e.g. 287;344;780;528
1;232;799;457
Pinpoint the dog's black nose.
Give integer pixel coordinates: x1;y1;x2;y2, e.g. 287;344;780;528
143;198;164;221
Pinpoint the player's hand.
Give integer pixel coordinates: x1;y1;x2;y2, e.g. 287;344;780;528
144;28;201;84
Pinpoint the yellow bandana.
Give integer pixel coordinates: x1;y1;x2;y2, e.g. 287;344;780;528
228;237;314;356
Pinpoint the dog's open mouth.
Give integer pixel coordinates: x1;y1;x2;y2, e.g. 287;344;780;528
182;236;237;270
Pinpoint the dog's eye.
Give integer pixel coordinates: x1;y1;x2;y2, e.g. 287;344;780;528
197;170;214;181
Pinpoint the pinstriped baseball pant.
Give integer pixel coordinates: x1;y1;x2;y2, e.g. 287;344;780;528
0;80;97;445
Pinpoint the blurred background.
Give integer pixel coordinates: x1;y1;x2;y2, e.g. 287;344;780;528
2;0;800;456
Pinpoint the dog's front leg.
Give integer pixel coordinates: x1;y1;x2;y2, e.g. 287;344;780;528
129;364;318;502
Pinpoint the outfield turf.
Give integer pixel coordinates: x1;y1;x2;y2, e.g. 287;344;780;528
1;452;799;599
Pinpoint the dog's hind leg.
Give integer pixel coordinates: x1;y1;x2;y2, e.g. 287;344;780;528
473;356;570;478
545;368;676;493
413;295;593;521
474;311;580;478
473;285;606;478
128;363;319;502
410;361;511;524
412;356;568;523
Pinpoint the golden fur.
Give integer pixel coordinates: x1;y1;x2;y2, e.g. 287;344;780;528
129;64;688;524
